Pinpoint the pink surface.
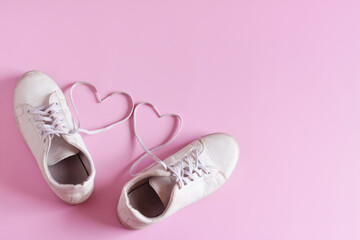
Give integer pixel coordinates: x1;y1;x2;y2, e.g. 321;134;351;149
1;0;360;239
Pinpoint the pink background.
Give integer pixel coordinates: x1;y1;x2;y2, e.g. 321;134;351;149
1;0;360;239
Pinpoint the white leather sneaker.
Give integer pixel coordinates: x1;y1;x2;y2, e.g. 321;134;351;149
117;132;240;229
14;71;95;204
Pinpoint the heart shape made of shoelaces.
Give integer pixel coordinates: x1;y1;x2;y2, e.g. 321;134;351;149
69;81;134;135
69;82;182;175
130;102;183;176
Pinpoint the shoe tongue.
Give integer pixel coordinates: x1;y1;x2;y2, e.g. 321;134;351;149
149;175;176;206
46;92;79;166
47;136;79;166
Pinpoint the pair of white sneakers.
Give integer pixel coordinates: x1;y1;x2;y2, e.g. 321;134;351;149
13;71;240;229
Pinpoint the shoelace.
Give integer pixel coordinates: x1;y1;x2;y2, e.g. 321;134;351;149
28;81;134;140
130;102;210;188
167;149;210;188
69;81;134;135
28;102;67;142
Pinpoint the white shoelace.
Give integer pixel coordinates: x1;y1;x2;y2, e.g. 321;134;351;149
28;103;68;142
167;149;210;188
69;81;134;134
130;102;210;188
28;81;134;140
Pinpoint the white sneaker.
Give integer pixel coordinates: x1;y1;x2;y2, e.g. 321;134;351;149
13;71;95;204
117;132;240;229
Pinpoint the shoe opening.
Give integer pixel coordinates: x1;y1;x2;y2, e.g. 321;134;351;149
128;176;174;218
47;136;91;185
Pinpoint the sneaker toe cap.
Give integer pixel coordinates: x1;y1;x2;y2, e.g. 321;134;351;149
14;71;60;107
201;133;240;179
